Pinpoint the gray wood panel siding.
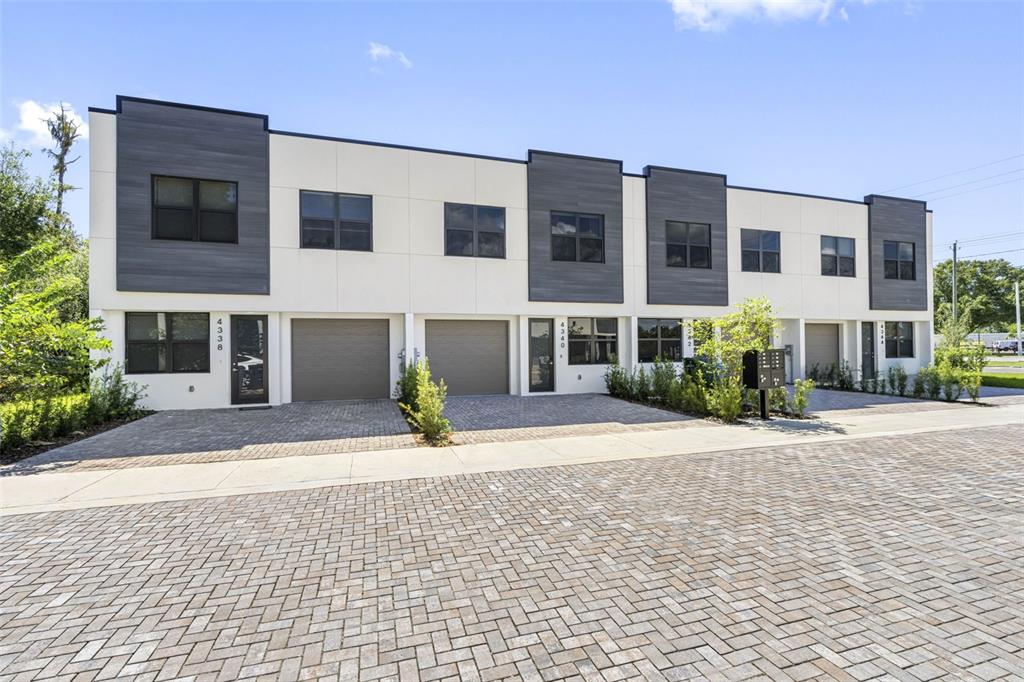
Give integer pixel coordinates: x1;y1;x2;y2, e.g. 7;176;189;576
645;167;728;306
527;152;623;303
866;195;928;311
116;100;270;294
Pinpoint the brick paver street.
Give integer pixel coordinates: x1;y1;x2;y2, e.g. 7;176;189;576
2;424;1022;681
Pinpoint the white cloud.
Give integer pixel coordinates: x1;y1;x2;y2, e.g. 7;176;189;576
14;100;89;146
669;0;866;31
368;42;412;69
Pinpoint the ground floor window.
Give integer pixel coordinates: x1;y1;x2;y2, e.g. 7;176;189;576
638;319;682;362
568;318;617;365
884;321;914;358
126;312;210;373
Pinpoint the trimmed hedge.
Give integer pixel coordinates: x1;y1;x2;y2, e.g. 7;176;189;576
981;372;1024;389
1;394;92;452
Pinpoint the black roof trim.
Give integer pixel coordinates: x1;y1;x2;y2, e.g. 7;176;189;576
644;165;727;182
87;106;117;115
727;184;868;206
100;96;271;129
622;172;646;178
864;193;929;208
269;129;526;165
527;149;624;172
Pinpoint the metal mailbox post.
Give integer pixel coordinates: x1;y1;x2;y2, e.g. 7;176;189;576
742;349;786;420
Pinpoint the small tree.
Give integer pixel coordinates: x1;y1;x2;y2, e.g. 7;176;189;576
400;359;452;445
45;104;83;220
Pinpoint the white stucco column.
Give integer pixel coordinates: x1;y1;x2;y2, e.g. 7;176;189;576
627;316;638;370
403;312;415;367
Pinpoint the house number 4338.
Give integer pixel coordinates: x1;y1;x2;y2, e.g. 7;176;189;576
216;318;224;351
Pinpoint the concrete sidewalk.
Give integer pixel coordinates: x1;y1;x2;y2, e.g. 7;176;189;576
3;401;1022;516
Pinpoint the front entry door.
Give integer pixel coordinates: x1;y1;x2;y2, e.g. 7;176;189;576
529;318;554;392
861;322;876;381
231;315;268;404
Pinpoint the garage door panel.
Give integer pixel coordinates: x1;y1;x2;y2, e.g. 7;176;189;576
292;319;390;401
425;320;509;396
805;323;840;375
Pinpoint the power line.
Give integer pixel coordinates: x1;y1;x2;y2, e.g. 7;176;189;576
879;153;1024;193
958;247;1024;259
934;231;1024;248
926;177;1024;202
910;168;1024;198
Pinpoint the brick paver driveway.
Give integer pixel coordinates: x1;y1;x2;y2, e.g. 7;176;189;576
5;400;414;475
2;425;1021;680
446;394;708;444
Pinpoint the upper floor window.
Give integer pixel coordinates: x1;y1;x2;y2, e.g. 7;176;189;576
666;222;711;269
551;212;604;263
444;203;506;258
821;236;855;277
885;321;915;358
153;176;237;243
300;191;372;251
126;312;210;374
741;229;781;273
638;318;682;362
884;240;916;280
568;317;617;364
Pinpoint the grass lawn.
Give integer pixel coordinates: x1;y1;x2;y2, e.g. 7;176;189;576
981;372;1024;389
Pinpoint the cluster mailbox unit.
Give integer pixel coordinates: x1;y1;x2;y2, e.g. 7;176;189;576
743;349;787;419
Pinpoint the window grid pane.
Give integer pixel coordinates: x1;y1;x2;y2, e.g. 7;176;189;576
552;212;603;263
569;318;618;365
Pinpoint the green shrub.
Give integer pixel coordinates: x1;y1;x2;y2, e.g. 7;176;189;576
836;361;855;391
630;366;651;403
939;364;963;402
792;378;815;417
400;359;451;445
924;366;942;400
886;365;908;397
89;365;146;421
666;379;685;411
706;376;743;423
877;377;887;395
394;358;422;408
962;371;982;403
767;386;788;413
680;369;708;416
604;362;630;399
650;358;677;403
911;369;927;399
1;394;89;452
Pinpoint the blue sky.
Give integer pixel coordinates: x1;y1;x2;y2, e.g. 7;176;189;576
2;1;1022;265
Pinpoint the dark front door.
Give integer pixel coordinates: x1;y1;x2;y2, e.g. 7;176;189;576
861;322;876;381
529;318;554;392
231;315;268;404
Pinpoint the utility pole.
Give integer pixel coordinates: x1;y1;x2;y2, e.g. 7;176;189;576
1016;281;1022;357
951;241;958;324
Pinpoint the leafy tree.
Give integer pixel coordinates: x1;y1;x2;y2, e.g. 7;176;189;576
0;240;108;401
45;104;83;220
933;257;1024;333
0;146;63;261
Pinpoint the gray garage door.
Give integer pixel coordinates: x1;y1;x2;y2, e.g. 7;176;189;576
425;320;509;396
292;319;390;401
805;323;841;374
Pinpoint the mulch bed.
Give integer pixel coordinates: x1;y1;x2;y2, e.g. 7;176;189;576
0;413;152;467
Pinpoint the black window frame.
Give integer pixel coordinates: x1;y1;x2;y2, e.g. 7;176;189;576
820;235;856;277
299;190;374;252
884;321;915;358
637;318;683;363
568;317;618;365
443;203;506;259
740;228;781;273
151;175;239;244
883;240;916;281
665;221;712;269
550;211;605;264
125;312;211;375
